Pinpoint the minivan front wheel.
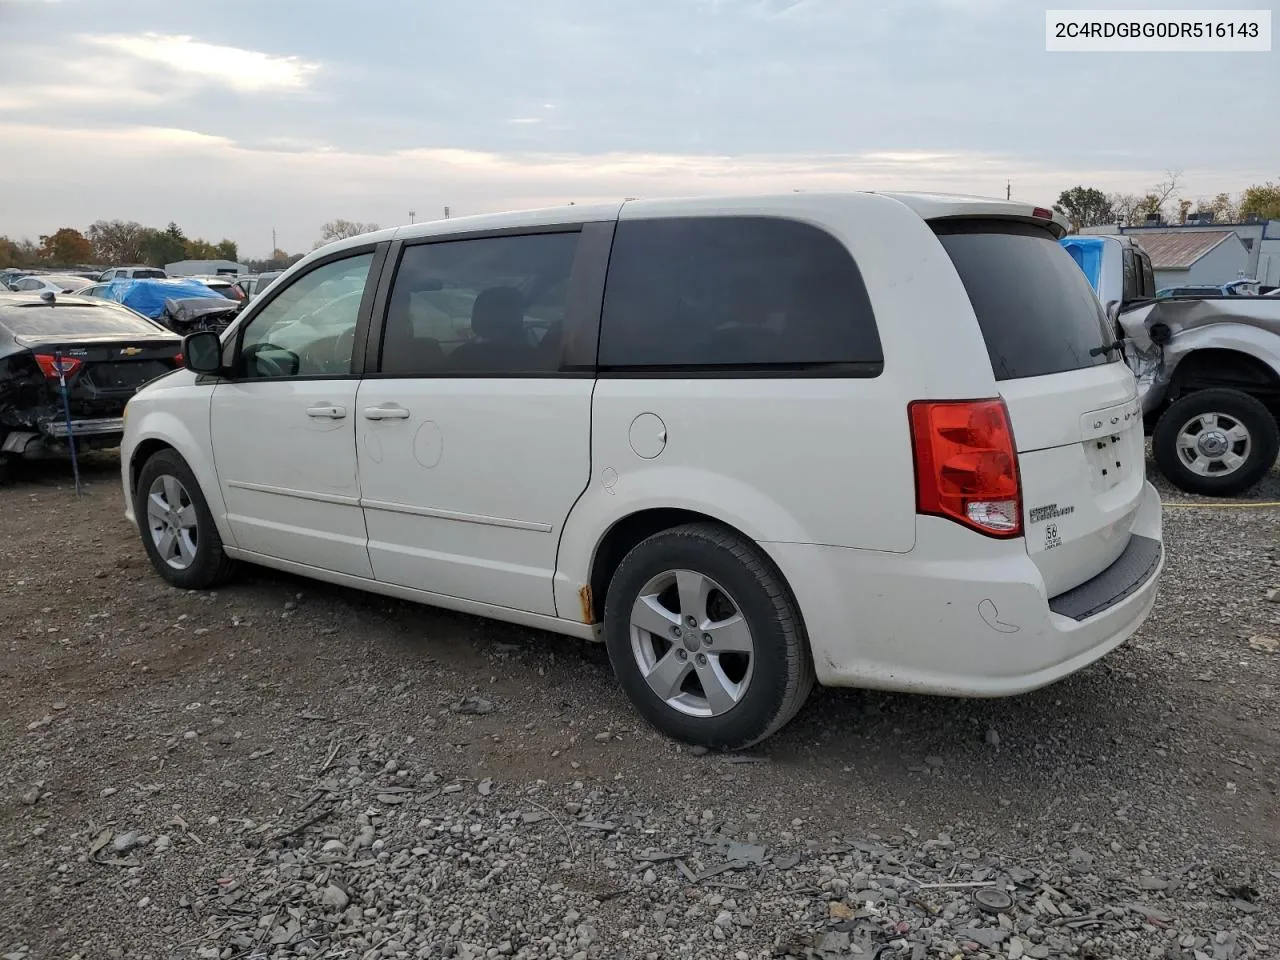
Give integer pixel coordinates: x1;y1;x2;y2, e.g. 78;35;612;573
1153;388;1279;496
603;523;814;749
135;449;238;589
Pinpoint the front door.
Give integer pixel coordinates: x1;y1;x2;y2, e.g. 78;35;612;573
210;248;381;578
355;227;601;616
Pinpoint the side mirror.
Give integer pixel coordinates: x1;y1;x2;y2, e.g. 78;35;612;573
183;330;223;373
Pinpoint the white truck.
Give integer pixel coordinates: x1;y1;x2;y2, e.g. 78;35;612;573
1062;235;1280;495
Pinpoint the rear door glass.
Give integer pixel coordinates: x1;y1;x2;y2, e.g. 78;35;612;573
2;305;168;338
932;220;1115;381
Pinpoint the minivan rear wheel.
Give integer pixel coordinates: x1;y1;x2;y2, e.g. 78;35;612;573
1152;388;1279;496
602;523;814;749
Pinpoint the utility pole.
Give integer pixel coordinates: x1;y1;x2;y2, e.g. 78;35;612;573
408;210;416;224
1006;181;1011;200
271;227;277;255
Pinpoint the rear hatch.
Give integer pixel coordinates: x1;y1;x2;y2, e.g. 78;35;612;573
933;219;1145;597
9;302;181;414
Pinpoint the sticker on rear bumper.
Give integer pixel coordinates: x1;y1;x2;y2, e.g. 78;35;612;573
1045;523;1062;550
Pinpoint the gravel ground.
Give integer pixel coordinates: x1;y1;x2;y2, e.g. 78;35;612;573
1;454;1277;960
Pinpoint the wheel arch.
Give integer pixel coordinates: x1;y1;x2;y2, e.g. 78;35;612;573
583;508;808;645
125;413;234;547
1165;344;1280;412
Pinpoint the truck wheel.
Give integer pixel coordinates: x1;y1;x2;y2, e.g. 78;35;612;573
602;523;814;749
1152;388;1279;496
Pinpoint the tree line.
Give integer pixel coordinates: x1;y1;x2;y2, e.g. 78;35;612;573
0;220;243;271
0;216;384;273
1053;175;1280;233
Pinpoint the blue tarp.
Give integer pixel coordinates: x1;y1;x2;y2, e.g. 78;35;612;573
1059;236;1106;295
101;278;225;319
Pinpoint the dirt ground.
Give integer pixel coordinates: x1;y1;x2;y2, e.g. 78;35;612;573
1;452;1277;958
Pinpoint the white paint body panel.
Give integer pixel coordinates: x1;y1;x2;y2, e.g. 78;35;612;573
122;190;1163;700
209;380;373;579
354;378;593;616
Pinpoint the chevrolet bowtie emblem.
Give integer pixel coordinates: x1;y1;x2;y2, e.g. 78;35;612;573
121;347;142;356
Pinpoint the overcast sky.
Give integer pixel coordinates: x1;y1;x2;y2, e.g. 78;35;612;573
0;0;1274;257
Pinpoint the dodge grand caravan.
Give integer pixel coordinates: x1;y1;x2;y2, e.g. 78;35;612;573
121;192;1164;748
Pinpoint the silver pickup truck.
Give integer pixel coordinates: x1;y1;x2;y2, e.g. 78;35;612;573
1117;296;1280;495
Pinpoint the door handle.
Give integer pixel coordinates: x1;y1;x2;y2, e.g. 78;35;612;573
306;405;347;419
363;405;411;421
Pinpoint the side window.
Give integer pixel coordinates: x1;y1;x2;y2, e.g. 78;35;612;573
598;217;882;372
1139;251;1156;298
238;252;373;379
378;231;580;376
18;278;39;291
1121;247;1138;301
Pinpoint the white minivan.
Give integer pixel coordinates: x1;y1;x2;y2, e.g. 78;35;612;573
121;193;1163;748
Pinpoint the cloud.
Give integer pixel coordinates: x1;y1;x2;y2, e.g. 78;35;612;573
83;33;319;94
6;119;1260;257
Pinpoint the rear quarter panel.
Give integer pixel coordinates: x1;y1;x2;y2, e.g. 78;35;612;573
555;193;1002;617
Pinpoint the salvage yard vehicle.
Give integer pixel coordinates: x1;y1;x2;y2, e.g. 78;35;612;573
90;277;229;323
0;293;182;480
1060;235;1157;308
7;274;94;295
1118;296;1280;495
98;266;167;281
121;192;1164;748
160;296;240;336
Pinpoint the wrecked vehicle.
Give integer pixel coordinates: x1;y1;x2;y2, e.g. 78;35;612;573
0;293;182;480
91;277;228;322
1118;296;1280;495
160;296;240;335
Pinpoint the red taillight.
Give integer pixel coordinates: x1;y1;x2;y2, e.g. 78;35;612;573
173;352;184;366
34;354;83;380
909;399;1022;538
1031;206;1053;220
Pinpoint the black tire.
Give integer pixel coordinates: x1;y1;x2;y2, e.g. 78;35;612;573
134;448;238;589
602;522;814;749
0;453;15;485
1152;388;1279;497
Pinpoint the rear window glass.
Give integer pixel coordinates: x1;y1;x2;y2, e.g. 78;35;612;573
1;304;167;338
133;269;166;279
932;220;1116;381
598;216;882;372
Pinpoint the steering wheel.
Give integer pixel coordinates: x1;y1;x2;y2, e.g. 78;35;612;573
243;342;291;378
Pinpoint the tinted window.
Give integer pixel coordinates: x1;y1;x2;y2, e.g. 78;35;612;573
0;304;169;338
932;220;1115;381
1138;251;1156;298
134;269;166;279
1121;248;1138;301
379;232;580;376
238;253;372;379
598;217;881;371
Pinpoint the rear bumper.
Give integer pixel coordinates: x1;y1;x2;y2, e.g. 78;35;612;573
766;480;1163;697
41;417;125;438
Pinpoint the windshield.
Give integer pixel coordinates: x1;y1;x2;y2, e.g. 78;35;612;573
933;220;1115;381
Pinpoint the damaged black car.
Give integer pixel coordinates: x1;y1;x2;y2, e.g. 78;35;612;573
0;292;183;480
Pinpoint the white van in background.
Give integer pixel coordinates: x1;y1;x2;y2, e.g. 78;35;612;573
120;192;1163;747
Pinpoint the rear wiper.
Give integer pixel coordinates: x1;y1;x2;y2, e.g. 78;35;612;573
1090;342;1123;357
